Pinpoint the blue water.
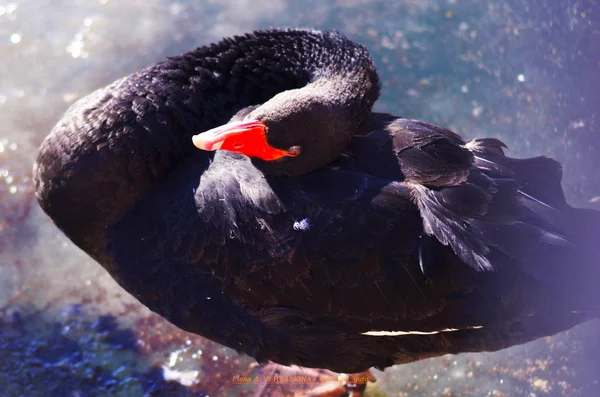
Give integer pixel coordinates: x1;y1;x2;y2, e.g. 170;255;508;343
1;0;599;396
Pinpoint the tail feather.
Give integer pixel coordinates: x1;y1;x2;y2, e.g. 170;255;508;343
412;136;599;311
468;140;600;311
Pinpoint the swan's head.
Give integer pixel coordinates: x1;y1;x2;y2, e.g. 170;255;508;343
192;85;362;176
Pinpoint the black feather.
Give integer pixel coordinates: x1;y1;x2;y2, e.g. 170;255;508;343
34;29;600;375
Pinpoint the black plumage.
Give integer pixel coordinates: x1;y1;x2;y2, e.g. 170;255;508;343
34;29;600;374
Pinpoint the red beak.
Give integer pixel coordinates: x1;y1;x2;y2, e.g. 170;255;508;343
192;120;265;151
192;120;299;161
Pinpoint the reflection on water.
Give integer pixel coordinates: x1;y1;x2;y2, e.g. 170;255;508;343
1;0;599;396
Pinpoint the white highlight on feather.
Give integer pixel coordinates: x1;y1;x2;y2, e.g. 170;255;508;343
473;155;497;166
517;190;557;211
540;230;572;247
361;326;483;336
472;154;558;212
293;218;310;231
465;140;483;151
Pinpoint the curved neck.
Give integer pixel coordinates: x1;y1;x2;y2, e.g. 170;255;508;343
34;29;379;261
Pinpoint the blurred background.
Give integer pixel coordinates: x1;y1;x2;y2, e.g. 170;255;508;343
1;0;599;396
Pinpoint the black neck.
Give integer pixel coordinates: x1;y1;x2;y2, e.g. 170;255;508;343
34;29;379;261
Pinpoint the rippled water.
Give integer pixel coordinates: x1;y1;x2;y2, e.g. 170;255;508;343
1;0;599;396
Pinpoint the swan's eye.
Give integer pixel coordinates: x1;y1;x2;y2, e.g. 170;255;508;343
287;146;301;157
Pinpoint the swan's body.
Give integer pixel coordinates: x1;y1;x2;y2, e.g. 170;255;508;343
34;29;600;374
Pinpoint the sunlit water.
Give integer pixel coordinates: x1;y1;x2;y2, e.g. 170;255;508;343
1;0;599;396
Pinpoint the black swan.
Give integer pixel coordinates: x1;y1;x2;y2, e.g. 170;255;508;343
33;29;600;395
